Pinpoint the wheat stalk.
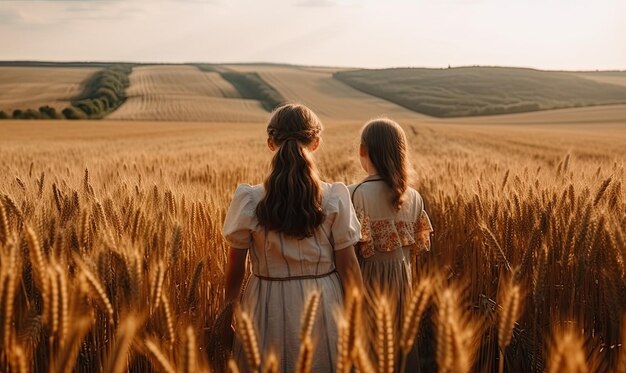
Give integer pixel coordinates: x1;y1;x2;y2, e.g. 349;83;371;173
161;293;176;345
227;359;240;373
300;290;321;343
56;263;69;343
481;224;512;272
150;261;165;314
182;326;197;373
143;338;175;373
498;283;521;349
103;315;140;373
80;266;115;321
498;281;522;373
376;296;394;373
547;327;588;373
594;177;612;206
48;265;60;338
25;225;49;301
354;342;376;373
52;315;93;373
336;319;350;373
400;277;432;373
401;277;432;352
187;258;204;308
170;224;182;264
295;336;314;373
0;201;8;246
10;344;28;373
262;351;279;373
237;309;260;371
1;247;18;352
436;289;454;373
344;287;362;361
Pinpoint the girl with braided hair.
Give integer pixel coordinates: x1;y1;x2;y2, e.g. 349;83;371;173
222;103;363;371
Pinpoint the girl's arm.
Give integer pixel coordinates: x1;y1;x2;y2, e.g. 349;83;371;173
335;246;364;292
224;248;248;305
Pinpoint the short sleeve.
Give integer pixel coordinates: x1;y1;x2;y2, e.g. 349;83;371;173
329;183;361;251
222;184;257;249
414;210;434;252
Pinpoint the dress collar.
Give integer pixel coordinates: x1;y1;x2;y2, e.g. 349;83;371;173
363;174;383;182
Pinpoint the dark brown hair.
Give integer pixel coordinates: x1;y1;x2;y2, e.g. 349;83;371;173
360;118;409;210
256;104;325;238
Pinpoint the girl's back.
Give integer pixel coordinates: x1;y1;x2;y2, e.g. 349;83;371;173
225;182;360;279
220;104;363;373
224;181;359;372
348;118;433;366
350;178;429;261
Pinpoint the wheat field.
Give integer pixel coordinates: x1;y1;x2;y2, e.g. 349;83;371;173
0;94;625;371
0;64;625;372
0;66;99;113
108;66;268;122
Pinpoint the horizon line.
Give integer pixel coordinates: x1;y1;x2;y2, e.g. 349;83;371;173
0;60;624;73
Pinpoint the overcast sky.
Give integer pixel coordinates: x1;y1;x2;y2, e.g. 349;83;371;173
0;0;624;70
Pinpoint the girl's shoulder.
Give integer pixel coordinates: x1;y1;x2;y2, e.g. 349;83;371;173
320;181;350;202
230;183;264;208
348;178;387;200
350;182;425;216
405;186;424;204
403;187;425;213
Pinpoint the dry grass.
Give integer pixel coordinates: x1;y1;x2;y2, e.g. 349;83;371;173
108;65;268;122
0;100;624;371
0;66;98;112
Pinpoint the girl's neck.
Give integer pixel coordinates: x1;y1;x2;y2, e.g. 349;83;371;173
364;159;378;177
365;172;380;180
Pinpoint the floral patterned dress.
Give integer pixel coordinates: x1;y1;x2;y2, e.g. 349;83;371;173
348;175;433;357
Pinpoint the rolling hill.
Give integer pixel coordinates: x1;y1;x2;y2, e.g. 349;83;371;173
107;65;269;122
333;67;626;117
0;66;99;115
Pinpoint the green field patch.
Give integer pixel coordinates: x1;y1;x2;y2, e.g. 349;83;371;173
334;67;626;117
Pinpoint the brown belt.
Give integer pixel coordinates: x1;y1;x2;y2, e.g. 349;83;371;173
254;269;337;282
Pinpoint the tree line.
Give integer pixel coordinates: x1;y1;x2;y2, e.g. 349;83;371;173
0;64;132;120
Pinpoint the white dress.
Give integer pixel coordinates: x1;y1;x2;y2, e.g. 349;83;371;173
223;182;361;372
348;176;433;358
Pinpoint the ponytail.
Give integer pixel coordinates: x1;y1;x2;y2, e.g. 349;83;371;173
256;104;325;238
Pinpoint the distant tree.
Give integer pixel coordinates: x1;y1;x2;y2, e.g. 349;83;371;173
22;109;41;119
12;109;23;119
69;64;132;119
62;106;86;120
95;87;120;105
0;111;8;119
73;100;100;117
39;105;62;119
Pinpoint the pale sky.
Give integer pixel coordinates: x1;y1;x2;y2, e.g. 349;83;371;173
0;0;624;70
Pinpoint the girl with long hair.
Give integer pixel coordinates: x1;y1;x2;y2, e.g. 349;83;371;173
222;104;363;372
349;118;433;362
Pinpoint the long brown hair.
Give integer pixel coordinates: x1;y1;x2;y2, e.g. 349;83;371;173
360;118;409;210
256;104;325;238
